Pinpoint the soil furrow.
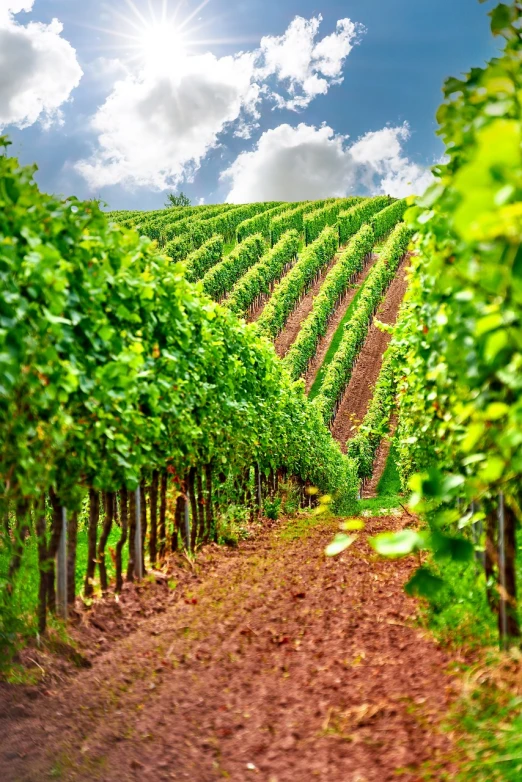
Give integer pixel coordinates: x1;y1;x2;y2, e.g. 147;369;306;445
330;257;409;451
246;258;299;324
0;512;456;782
274;255;339;358
304;255;378;393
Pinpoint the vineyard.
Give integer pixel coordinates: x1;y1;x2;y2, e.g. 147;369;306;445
1;3;522;781
1;179;411;632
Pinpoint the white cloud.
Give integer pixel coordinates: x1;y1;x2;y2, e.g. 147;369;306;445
76;14;362;190
222;122;433;203
257;16;363;110
0;1;34;19
349;124;434;197
86;56;130;84
222;123;356;203
0;2;83;130
76;51;260;190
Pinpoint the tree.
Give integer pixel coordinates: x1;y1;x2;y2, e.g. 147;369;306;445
165;192;191;208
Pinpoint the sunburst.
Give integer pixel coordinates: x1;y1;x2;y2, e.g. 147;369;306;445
84;0;258;72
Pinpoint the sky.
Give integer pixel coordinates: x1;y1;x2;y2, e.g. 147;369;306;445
0;0;500;210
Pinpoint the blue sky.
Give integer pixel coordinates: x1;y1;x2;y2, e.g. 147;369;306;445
2;0;499;209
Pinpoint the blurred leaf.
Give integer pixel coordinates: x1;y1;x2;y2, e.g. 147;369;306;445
370;529;429;558
340;519;365;531
325;533;357;557
405;567;445;599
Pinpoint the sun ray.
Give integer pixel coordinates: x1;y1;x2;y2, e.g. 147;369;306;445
80;24;149;43
177;0;213;32
122;0;151;28
160;0;169;24
79;0;246;71
107;7;147;35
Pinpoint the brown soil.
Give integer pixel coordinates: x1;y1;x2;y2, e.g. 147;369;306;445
304;256;378;393
363;414;398;499
249;298;270;323
331;258;409;452
247;260;298;324
274;255;339;358
0;512;457;782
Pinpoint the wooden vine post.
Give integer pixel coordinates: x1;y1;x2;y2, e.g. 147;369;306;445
497;493;520;649
56;506;68;620
134;487;143;580
185;491;191;552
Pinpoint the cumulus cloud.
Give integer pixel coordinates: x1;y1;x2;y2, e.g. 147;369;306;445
0;1;83;129
76;51;260;190
349;124;434;197
222;123;356;203
76;14;362;190
0;1;34;19
257;16;364;110
222;122;433;203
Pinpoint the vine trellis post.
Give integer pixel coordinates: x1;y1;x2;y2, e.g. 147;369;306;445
184;492;191;552
56;506;68;620
134;487;143;580
497;492;509;650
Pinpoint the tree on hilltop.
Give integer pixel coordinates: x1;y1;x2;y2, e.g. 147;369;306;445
165;191;191;208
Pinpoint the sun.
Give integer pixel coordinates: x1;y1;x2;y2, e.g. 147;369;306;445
138;22;188;71
87;0;254;72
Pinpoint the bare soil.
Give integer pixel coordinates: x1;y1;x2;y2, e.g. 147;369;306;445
0;512;457;782
274;256;339;358
331;258;409;451
304;256;378;393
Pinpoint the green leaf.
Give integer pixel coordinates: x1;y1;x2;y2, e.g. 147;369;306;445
405;567;445;599
489;4;515;35
485;329;509;362
484;402;510;420
432;532;474;562
475;313;504;337
325;533;357;557
370;529;428;558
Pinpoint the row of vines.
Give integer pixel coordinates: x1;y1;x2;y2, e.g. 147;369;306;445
0;144;362;655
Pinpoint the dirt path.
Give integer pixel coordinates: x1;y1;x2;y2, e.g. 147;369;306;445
331;258;409;451
274;256;339;358
304;256;378;393
1;512;456;782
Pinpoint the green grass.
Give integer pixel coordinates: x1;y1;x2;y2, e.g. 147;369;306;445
0;523;129;637
278;510;328;541
376;438;402;497
222;240;236;256
308;271;373;400
421;656;522;781
356;496;402;514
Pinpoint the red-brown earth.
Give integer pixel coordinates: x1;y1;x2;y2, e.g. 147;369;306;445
1;512;458;782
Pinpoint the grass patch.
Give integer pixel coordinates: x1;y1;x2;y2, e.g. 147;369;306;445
421;654;522;781
222;240;236;256
377;438;402;497
422;557;497;650
0;522;129;663
357;496;402;515
278;511;331;541
308;271;373;400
